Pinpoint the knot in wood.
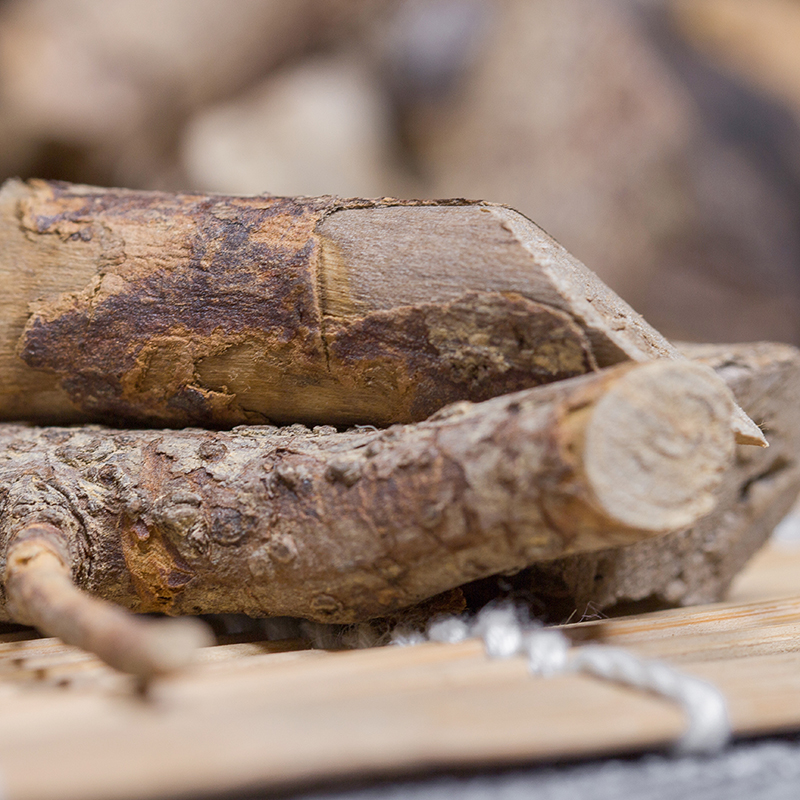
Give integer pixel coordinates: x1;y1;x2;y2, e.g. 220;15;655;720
325;456;363;486
152;492;208;553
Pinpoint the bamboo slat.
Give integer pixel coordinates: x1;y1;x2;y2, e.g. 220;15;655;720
726;541;800;602
0;542;798;800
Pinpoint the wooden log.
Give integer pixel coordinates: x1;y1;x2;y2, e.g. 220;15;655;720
0;360;735;642
514;341;800;618
0;178;764;444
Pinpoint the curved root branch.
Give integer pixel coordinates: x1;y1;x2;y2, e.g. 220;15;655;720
4;525;213;678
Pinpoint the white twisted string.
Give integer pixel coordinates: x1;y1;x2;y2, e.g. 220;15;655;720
404;604;730;755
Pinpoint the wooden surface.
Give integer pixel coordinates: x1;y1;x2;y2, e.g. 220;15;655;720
1;541;800;800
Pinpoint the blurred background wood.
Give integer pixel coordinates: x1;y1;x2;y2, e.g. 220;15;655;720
2;0;799;345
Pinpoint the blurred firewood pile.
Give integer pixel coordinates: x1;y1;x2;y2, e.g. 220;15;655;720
1;0;799;345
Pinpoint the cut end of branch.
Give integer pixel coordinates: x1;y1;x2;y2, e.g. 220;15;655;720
583;361;736;532
133;617;215;676
4;530;214;678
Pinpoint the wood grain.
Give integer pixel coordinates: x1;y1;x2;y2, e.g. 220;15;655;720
0;542;799;800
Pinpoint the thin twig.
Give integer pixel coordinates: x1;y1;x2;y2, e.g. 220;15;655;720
4;525;213;678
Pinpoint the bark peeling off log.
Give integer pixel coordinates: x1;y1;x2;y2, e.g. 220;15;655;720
0;178;747;434
0;361;735;625
8;183;616;426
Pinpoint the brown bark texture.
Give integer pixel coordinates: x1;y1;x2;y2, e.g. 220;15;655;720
0;359;736;626
0;179;762;444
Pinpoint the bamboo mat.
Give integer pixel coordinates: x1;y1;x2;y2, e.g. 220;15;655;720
2;543;800;800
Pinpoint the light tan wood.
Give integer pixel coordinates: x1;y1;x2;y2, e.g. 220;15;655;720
727;542;800;603
580;359;733;530
318;205;671;365
563;594;800;663
319;205;762;444
0;625;798;800
0;541;798;799
523;341;800;614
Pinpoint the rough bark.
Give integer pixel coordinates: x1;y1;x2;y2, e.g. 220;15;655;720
512;341;800;619
0;179;762;444
0;360;735;628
